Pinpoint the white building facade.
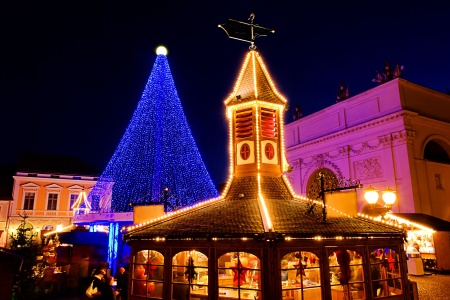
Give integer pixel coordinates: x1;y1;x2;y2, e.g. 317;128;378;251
284;78;450;222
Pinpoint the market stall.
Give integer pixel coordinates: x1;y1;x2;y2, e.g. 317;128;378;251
389;213;450;272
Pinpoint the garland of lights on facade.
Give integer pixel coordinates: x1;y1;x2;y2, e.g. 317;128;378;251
88;47;218;212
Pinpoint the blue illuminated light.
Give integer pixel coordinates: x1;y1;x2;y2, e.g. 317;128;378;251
108;222;119;273
88;53;218;212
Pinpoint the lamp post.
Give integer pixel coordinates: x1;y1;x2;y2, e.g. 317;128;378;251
363;186;397;216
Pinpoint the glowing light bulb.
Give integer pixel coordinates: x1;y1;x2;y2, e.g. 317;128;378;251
156;46;168;56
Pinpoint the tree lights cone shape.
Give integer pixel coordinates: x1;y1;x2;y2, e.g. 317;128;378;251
88;47;218;212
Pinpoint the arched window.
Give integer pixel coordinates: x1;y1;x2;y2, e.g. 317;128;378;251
217;251;261;299
172;250;208;299
307;168;338;201
424;140;450;164
281;251;321;299
369;248;403;298
131;250;164;299
329;249;365;300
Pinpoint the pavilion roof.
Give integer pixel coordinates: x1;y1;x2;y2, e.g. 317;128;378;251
124;176;403;241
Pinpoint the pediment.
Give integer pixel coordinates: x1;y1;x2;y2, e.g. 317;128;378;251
21;182;40;189
68;184;85;191
45;183;63;190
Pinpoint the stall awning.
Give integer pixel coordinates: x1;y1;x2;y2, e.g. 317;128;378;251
59;231;108;245
390;213;450;231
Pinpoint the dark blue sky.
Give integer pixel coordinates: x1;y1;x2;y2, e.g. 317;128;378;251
1;1;449;185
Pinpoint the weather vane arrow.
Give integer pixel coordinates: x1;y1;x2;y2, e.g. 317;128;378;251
218;13;275;49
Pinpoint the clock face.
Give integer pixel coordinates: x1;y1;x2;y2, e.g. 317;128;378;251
265;143;275;160
240;143;251;160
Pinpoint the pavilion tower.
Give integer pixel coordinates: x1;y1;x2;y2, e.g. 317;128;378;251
224;50;289;179
88;47;218;212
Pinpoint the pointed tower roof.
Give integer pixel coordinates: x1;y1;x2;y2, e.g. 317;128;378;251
224;50;287;107
88;47;218;212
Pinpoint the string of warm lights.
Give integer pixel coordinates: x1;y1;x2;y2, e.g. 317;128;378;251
71;189;90;211
357;213;404;229
224;52;251;105
386;214;435;233
87;50;218;212
227;101;284;117
254;51;288;104
257;173;273;231
255;106;261;170
252;51;258;99
43;225;76;237
224;50;288;105
287;186;403;230
123;195;224;233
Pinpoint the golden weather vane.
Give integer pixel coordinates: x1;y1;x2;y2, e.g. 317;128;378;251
218;13;275;49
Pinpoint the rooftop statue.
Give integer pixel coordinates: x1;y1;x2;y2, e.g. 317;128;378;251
372;61;404;85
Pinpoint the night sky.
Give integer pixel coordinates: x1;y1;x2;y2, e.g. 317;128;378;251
1;1;449;186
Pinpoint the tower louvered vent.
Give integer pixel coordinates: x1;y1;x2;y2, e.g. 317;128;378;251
260;108;277;138
235;108;253;139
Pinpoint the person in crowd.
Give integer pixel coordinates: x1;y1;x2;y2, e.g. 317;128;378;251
99;275;118;300
92;262;109;279
370;254;382;297
90;268;106;299
114;266;129;300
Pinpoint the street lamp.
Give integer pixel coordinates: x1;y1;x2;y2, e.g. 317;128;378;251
364;186;396;216
363;186;379;205
381;187;396;207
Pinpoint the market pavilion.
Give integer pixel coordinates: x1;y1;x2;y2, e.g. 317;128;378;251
123;47;410;300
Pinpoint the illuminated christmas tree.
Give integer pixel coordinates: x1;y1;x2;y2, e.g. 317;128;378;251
89;46;218;212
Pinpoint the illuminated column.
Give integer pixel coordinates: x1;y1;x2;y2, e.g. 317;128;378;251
108;222;120;274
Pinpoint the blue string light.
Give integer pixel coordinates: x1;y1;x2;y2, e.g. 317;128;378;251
88;53;218;212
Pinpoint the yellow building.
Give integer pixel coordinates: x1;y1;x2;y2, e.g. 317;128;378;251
7;171;98;245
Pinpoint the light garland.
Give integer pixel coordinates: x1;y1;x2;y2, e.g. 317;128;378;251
254;51;288;103
252;51;258;99
88;52;219;212
357;213;404;229
71;189;91;216
257;173;273;231
123;195;224;233
255;106;261;170
224;52;252;105
387;214;435;233
43;225;76;237
224;50;288;105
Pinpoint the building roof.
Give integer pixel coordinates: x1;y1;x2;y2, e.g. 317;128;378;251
391;213;450;231
224;50;287;107
125;176;403;241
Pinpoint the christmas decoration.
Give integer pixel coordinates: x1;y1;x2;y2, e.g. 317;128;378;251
8;214;42;299
88;49;218;212
231;258;250;286
185;257;197;283
293;252;306;277
335;250;352;285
